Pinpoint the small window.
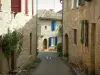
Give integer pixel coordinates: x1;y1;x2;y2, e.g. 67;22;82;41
74;29;77;45
30;33;32;55
45;26;47;29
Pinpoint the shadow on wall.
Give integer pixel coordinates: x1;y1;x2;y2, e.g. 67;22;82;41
0;16;37;74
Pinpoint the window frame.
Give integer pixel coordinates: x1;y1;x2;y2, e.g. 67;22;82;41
74;29;77;45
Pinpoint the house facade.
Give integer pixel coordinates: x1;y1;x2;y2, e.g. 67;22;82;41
0;0;37;74
37;10;62;51
63;0;100;75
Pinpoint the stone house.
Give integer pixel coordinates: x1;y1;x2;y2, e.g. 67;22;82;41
37;10;62;51
0;0;37;74
63;0;100;75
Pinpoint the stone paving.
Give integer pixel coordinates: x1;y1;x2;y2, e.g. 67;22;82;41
29;52;76;75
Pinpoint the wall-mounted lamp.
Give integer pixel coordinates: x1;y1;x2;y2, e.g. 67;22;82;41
60;0;63;4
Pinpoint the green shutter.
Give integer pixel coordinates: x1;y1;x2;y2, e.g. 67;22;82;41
81;20;84;44
85;20;89;47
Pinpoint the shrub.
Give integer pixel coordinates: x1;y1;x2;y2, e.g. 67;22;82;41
2;28;23;71
56;43;62;57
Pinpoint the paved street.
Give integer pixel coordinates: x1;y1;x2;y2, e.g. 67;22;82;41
29;52;76;75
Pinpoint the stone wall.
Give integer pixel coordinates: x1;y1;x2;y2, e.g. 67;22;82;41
63;0;100;74
37;19;62;51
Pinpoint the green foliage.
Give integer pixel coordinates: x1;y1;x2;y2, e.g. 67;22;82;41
2;28;12;57
2;28;23;71
2;29;22;57
56;43;62;57
58;26;63;37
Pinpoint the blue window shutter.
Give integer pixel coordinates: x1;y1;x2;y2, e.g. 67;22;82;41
54;20;56;30
49;37;51;46
55;37;58;45
51;21;53;31
51;20;56;31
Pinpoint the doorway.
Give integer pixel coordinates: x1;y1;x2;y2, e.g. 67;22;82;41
91;23;96;75
43;39;47;50
64;34;69;58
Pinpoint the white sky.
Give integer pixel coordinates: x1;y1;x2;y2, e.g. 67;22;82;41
37;0;62;12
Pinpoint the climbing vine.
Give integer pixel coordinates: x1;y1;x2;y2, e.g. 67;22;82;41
58;25;63;37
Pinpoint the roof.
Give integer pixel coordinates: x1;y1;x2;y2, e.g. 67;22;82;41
37;9;62;20
57;10;62;14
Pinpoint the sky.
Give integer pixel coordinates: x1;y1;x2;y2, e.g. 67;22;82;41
37;0;62;12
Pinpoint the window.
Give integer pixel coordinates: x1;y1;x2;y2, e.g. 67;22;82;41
49;37;58;46
71;0;80;9
45;26;47;29
81;20;84;44
25;0;28;15
71;0;74;9
51;20;56;31
30;33;32;55
74;29;77;45
76;0;79;7
78;0;85;6
11;0;21;13
51;37;55;46
85;20;89;47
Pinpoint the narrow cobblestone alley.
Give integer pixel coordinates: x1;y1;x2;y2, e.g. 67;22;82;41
29;52;76;75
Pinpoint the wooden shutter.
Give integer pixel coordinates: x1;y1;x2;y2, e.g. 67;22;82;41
49;37;51;46
55;37;58;45
25;0;28;15
11;0;21;13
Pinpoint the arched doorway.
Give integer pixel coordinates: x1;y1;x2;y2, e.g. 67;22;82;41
64;34;69;58
43;39;47;50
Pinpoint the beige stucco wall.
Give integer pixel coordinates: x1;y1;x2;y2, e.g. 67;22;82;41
37;19;62;51
63;0;100;74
